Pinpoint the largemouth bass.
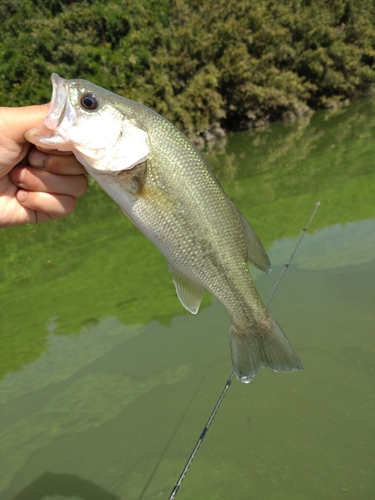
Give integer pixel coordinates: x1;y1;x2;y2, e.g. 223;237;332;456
26;74;302;383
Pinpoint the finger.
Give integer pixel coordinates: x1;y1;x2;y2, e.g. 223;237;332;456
34;146;72;155
10;166;88;198
0;105;50;173
28;149;87;175
16;190;77;221
0;104;49;144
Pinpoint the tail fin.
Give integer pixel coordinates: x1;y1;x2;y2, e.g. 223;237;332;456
229;313;302;383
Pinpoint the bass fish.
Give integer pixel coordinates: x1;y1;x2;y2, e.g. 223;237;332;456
26;74;302;383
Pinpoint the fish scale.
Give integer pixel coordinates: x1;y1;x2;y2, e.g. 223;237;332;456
26;73;302;383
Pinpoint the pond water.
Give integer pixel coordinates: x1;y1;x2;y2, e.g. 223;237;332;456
0;99;374;500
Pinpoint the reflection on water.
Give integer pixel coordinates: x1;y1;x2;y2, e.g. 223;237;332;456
13;472;119;500
269;219;375;270
0;99;374;499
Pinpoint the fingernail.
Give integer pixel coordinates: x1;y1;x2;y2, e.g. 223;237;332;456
18;167;25;182
16;190;28;202
10;167;25;183
29;150;48;168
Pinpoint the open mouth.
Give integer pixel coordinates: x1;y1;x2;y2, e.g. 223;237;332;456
43;73;69;130
24;73;76;149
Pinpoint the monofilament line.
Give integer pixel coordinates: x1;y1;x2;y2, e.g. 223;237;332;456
168;202;320;500
266;201;320;308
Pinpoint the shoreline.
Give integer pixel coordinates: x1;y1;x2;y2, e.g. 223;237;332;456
191;93;371;147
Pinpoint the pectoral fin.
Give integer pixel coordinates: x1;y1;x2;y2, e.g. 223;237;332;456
236;208;271;273
169;266;205;314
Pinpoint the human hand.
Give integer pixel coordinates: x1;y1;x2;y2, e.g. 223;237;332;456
0;104;88;227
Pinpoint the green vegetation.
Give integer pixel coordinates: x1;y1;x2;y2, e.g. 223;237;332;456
1;0;374;136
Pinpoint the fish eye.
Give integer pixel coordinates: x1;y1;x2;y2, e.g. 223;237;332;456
80;93;99;110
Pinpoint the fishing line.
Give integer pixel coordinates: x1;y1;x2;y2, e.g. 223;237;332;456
266;201;320;308
168;201;320;500
137;379;205;500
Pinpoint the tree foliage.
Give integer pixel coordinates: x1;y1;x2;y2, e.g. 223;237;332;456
1;0;374;135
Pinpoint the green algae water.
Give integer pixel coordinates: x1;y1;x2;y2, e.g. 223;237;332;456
1;99;374;500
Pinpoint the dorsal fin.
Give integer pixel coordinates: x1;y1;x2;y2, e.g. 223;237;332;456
236;208;271;273
169;266;205;314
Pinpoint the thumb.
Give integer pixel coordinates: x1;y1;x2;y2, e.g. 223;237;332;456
0;104;49;173
0;104;49;144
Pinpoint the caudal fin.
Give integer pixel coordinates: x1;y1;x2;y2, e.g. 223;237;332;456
229;313;302;383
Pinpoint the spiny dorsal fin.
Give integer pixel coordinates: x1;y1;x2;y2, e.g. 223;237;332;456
169;266;205;314
236;208;271;273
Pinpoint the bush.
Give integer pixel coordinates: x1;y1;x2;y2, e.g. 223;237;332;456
1;0;374;135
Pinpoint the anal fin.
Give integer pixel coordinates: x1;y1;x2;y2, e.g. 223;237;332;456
169;266;205;314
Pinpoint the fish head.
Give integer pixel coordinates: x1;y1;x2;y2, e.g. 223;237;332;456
25;73;150;175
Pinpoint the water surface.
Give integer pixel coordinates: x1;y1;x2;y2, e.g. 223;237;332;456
1;99;374;500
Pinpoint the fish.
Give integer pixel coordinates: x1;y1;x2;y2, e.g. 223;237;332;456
26;73;302;383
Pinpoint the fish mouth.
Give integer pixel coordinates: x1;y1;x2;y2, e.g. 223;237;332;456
25;73;77;149
43;73;69;130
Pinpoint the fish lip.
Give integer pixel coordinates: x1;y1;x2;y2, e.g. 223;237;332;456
44;73;69;130
25;73;78;150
